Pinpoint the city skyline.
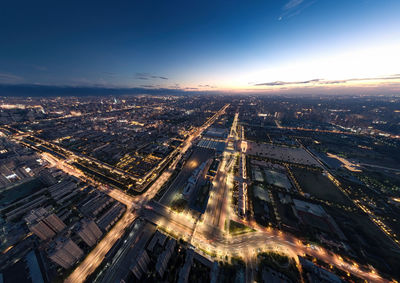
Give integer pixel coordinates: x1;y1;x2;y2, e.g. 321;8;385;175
1;0;400;95
2;1;400;282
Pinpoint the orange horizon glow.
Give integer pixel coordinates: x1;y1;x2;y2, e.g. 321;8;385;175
178;42;400;93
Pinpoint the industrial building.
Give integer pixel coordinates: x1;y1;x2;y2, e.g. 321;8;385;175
48;238;83;269
25;208;66;241
76;219;103;247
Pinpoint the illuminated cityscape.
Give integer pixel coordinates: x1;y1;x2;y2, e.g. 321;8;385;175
1;1;400;283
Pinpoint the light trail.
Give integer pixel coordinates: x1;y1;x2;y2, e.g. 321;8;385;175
65;104;229;282
2;105;390;283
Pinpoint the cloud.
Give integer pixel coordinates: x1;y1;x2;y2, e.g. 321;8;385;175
198;84;216;88
279;0;316;20
135;72;168;80
284;0;304;10
0;72;23;83
254;75;400;87
1;82;399;97
321;75;400;85
0;84;214;96
255;79;321;86
168;83;181;89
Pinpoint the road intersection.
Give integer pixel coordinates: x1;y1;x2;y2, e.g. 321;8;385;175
4;105;388;283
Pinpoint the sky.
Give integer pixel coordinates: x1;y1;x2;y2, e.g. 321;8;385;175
1;0;400;95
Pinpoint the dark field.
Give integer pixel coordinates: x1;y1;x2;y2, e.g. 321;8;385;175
326;206;400;278
291;167;353;206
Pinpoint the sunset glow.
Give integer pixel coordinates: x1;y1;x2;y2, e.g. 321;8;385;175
1;0;399;95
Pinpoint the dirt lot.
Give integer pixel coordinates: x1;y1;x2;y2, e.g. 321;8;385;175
246;141;321;166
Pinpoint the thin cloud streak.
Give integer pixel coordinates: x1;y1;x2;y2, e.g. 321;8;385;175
284;0;304;10
198;84;217;88
255;79;321;86
135;72;168;80
1;82;399;96
254;75;400;86
0;72;23;83
279;0;317;20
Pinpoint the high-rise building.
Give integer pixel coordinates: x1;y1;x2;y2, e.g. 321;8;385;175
76;219;103;247
48;238;83;269
25;208;66;240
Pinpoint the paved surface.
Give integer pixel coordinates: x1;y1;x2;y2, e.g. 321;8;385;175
65;104;230;283
5;106;388;283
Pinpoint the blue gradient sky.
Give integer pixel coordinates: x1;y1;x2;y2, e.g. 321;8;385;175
1;0;400;94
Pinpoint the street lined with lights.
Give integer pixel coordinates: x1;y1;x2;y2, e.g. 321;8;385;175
3;104;390;283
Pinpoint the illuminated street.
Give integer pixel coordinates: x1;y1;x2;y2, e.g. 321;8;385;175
62;104;229;282
2;2;400;282
1;103;396;283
